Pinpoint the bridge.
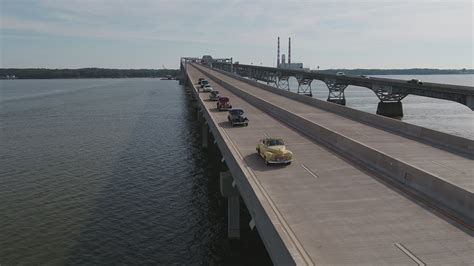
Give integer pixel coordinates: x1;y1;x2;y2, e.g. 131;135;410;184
181;59;473;265
205;60;474;118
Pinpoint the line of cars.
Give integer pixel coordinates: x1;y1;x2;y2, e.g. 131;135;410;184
196;77;293;165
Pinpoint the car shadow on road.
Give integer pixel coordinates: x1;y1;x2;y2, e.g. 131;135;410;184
243;153;289;172
209;108;224;113
217;121;233;129
217;121;250;129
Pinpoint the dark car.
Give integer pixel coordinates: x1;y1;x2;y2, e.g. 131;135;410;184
408;79;423;85
227;108;249;127
200;80;209;88
197;78;204;85
217;96;232;111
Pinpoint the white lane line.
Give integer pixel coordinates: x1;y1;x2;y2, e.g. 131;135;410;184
394;243;425;266
301;164;319;179
263;132;270;138
431;160;464;174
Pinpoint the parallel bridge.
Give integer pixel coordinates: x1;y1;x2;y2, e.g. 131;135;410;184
209;61;474;117
182;61;473;265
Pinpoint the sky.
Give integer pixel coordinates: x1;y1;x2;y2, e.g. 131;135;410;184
0;0;473;69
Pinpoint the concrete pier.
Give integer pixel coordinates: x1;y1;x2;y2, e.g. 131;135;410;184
327;98;346;105
376;101;403;117
197;109;203;121
201;122;208;148
220;171;240;239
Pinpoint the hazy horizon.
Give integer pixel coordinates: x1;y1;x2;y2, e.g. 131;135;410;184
1;0;473;69
1;66;473;71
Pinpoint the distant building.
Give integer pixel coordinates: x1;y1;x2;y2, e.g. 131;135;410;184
276;37;308;70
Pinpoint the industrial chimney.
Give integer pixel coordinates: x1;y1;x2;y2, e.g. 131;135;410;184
288;37;291;64
277;37;280;67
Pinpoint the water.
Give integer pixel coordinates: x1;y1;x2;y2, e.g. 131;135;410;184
0;79;271;265
0;75;472;264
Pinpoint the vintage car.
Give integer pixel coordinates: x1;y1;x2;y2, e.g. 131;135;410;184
217;97;232;111
256;138;293;165
200;80;209;88
202;84;213;92
209;90;219;101
227;108;248;127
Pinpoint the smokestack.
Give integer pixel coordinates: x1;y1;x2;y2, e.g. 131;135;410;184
282;54;286;65
288;37;291;64
277;37;280;67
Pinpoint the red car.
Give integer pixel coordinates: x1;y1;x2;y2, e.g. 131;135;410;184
217;97;232;111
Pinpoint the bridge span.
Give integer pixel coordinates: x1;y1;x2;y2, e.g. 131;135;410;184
184;62;473;265
209;61;474;118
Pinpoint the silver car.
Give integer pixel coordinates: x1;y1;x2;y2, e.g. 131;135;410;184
202;84;213;92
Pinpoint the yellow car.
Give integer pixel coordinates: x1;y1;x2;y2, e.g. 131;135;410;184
256;138;293;165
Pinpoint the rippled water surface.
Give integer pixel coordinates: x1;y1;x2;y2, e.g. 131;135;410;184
0;79;271;265
1;75;472;264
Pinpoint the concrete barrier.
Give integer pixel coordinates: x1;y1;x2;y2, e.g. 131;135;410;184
209;66;474;159
195;65;474;225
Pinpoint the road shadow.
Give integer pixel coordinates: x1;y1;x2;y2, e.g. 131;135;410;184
209;108;227;113
243;153;290;172
218;121;251;129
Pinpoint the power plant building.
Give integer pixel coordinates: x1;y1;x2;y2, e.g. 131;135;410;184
277;37;308;70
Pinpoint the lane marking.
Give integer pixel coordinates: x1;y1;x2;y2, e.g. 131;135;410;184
301;164;319;179
263;132;270;138
394;243;425;266
431;160;464;174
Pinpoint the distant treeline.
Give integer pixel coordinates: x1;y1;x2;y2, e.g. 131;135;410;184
319;68;473;75
1;67;472;79
0;68;180;79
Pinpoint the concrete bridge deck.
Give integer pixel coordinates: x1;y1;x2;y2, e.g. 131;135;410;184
199;65;473;181
186;64;473;265
195;64;473;222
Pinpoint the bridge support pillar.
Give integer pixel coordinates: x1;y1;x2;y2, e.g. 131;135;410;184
277;76;290;91
376;101;403;118
327;98;346;105
201;122;209;148
220;171;240;239
466;95;474;110
197;109;203;122
179;73;188;86
324;78;348;105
